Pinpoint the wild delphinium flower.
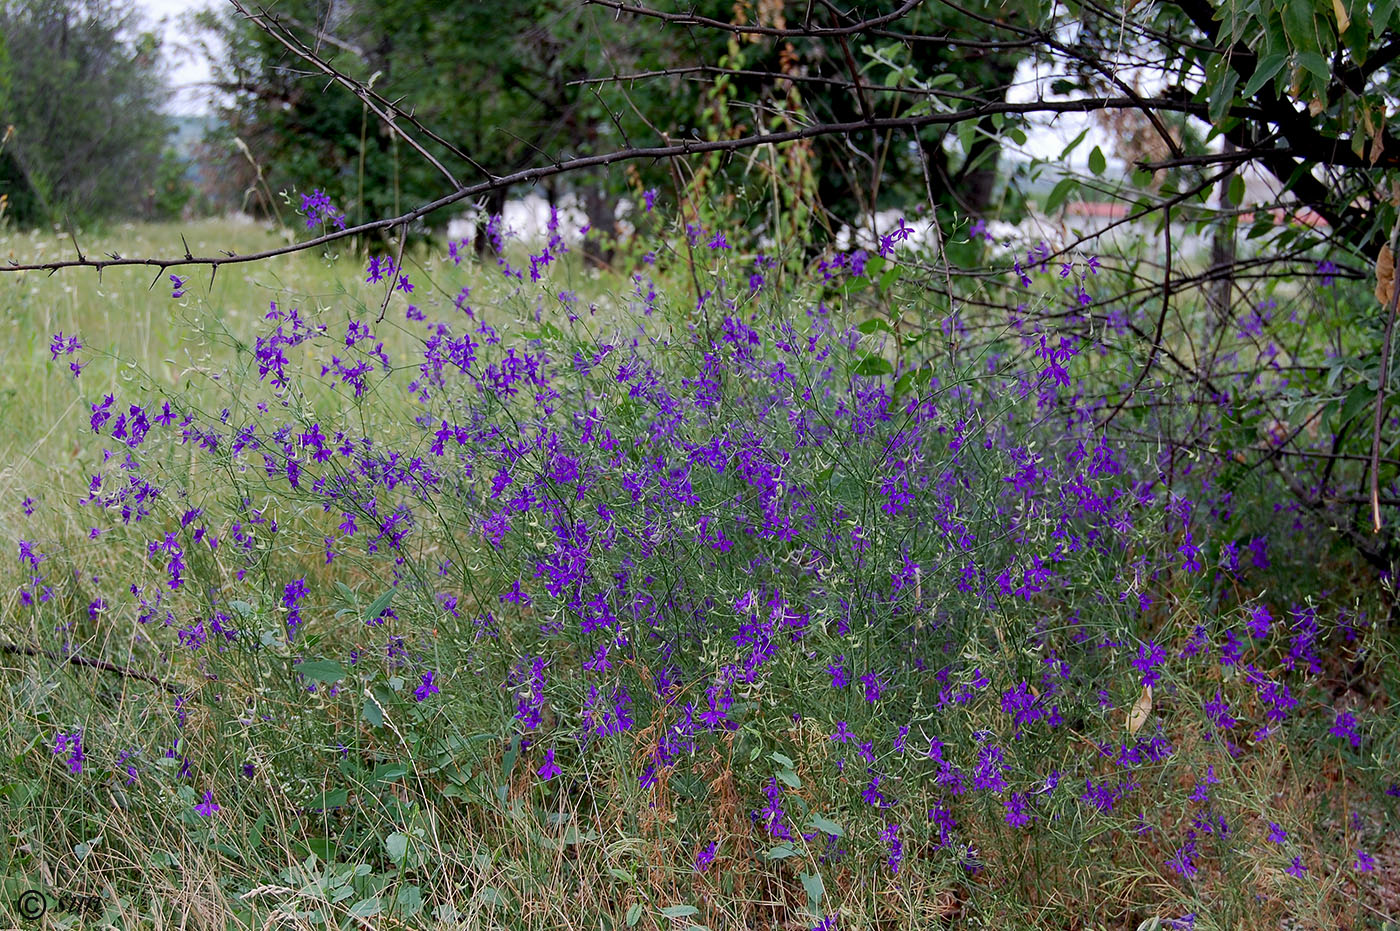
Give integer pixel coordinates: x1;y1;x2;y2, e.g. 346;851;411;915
1330;710;1362;748
1165;837;1198;877
642;188;657;212
117;749;138;785
1004;792;1032;828
1266;821;1287;843
414;671;439;702
827;656;848;688
194;791;220;816
1247;604;1273;638
537;747;561;781
877;217;913;257
49;331;85;376
973;742;1009;793
812;917;837;931
1316;259;1338;286
861;670;885;703
1177;529;1203;572
1285;604;1322;675
695;839;716;872
1220;628;1243;666
1203;692;1236;731
830;721;853;744
754;776;791;840
1285;856;1308;878
1355;850;1376;872
881;822;903;874
366;254;395;284
53;730;84;775
282;578;309;640
1001;680;1045;738
169;274;187;298
1134;640;1167;687
298;188;346;230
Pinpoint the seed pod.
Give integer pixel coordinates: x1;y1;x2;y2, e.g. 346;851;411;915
1376;244;1395;306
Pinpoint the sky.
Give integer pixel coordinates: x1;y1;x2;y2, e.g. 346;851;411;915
138;0;219;116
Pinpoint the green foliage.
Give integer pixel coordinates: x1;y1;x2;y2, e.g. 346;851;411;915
0;0;174;225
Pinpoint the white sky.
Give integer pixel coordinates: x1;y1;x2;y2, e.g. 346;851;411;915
138;0;219;116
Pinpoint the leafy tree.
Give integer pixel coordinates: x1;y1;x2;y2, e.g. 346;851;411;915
0;0;173;225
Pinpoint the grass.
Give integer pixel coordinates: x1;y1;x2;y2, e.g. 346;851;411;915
0;215;1397;931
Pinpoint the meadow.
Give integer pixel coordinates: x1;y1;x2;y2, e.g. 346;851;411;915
0;204;1397;931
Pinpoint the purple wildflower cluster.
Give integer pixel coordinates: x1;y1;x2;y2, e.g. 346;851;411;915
16;201;1392;925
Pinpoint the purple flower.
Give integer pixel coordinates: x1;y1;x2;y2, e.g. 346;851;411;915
973;743;1008;793
299;188;346;230
643;188;657;212
53;729;84;775
1134;640;1167;687
1004;792;1032;828
830;721;853;743
1165;839;1197;877
1330;710;1362;748
414;671;439;702
538;747;561;781
194;790;220;816
1247;604;1273;638
695;839;716;871
1355;850;1375;872
1285;855;1307;878
1267;822;1287;843
169;274;187;298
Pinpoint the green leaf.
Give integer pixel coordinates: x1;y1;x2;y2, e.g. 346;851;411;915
956;118;977;156
1059;126;1090;160
770;751;795;768
1208;67;1240;124
661;905;699;918
298;660;346;684
625;903;644;927
348;897;382;918
877;264;902;291
1340;382;1377;424
807;814;843;837
374;763;409;783
1228;174;1246;207
1088;145;1106;176
764;844;799;860
851;356;893;377
1298;51;1330;80
1241;52;1289;97
777;768;802;789
362;695;384;728
800;871;825;916
1284;0;1321;53
385;832;409;864
1043;176;1076;215
305;788;347;811
363;587;395;625
855;318;895;335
